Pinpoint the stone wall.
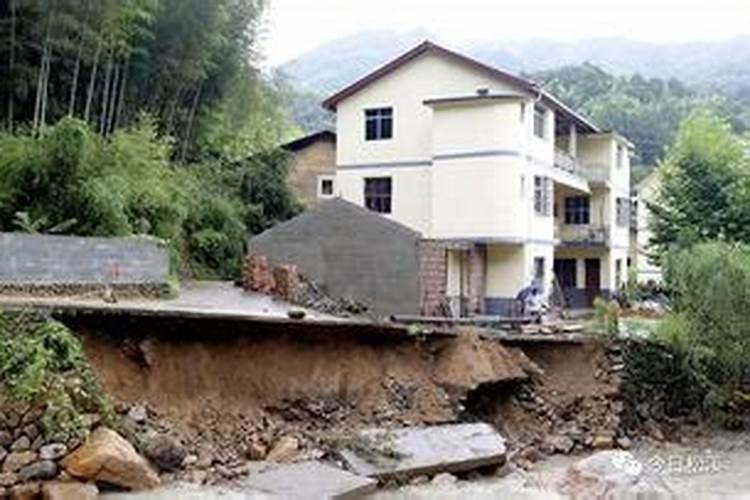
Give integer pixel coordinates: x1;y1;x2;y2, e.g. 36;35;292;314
418;240;448;316
0;233;169;287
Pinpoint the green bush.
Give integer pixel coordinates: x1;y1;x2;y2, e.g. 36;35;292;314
0;311;112;441
592;297;621;337
656;242;750;423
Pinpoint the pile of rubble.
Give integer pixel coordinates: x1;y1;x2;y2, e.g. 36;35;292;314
243;254;369;317
474;342;644;469
0;403;161;499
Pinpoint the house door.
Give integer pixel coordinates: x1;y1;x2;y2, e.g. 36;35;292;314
554;259;577;308
554;259;576;288
584;258;601;307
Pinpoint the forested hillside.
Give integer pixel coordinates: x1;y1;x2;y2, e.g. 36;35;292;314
0;0;301;278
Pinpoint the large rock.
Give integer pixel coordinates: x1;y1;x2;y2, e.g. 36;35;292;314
241;461;376;499
18;460;57;482
62;427;160;490
341;423;506;480
266;436;300;463
42;481;98;500
556;450;674;499
2;452;37;473
142;433;187;472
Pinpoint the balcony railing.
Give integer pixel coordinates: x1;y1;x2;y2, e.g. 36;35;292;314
554;149;579;175
555;224;610;246
580;163;610;183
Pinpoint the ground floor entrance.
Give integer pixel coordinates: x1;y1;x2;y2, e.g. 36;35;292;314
553;247;628;309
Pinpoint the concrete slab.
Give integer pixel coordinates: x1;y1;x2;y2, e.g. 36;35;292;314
341;423;506;480
240;461;377;499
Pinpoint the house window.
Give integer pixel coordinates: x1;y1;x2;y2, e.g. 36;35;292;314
616;197;630;227
365;107;393;141
364;177;392;214
534;257;545;284
533;176;552;216
615;259;623;288
617;145;626;168
564;196;590;225
318;176;334;198
533;105;547;139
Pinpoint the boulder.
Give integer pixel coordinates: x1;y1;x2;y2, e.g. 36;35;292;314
0;472;18;487
18;460;57;482
42;481;98;500
341;423;506;480
0;431;13;448
142;434;187;472
266;436;300;463
39;444;68;461
10;437;30;452
62;427;160;490
556;450;674;499
9;482;40;500
3;452;37;473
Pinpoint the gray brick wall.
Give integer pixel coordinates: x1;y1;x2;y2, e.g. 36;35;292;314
249;199;422;316
0;233;169;285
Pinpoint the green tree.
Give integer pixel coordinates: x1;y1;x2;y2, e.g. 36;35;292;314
648;111;750;257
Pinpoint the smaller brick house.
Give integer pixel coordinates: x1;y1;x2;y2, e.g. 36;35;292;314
283;130;337;208
248;198;488;317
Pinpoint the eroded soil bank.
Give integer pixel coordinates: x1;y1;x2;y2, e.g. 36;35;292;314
67;315;536;464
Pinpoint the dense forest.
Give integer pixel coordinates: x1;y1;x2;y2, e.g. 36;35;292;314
528;64;750;171
0;0;301;278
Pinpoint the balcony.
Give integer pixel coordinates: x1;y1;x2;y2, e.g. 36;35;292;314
554;149;580;175
580;163;610;184
555;224;610;247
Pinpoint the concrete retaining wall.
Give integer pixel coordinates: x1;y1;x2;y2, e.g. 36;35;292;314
0;233;169;285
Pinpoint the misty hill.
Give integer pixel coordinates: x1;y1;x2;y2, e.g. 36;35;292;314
279;31;750;94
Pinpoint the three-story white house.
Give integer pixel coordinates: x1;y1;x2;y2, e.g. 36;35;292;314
322;41;632;314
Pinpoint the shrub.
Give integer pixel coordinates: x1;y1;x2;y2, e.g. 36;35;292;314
656;242;750;424
592;297;621;337
0;311;111;441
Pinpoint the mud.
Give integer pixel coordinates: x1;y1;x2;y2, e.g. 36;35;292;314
67;315;530;459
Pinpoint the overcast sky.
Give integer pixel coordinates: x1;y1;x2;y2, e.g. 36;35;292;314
263;0;750;65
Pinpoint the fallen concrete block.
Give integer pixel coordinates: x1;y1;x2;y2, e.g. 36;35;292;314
242;461;377;499
341;423;506;480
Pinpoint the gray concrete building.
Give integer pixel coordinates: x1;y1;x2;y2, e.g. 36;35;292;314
249;199;423;316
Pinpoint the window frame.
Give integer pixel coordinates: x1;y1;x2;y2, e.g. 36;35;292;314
317;175;335;199
615;259;623;288
533;176;552;217
616;145;626;169
616;197;630;227
533;257;546;284
364;107;394;141
364;177;392;214
533;105;547;140
564;196;591;225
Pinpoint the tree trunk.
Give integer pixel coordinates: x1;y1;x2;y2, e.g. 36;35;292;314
83;40;102;123
32;46;47;133
39;46;51;129
99;52;113;134
8;0;16;130
180;82;203;164
105;63;119;134
68;44;82;116
114;62;128;130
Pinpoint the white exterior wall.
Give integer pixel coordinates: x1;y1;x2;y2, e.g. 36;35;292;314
635;172;663;283
336;53;523;167
430;100;527;239
331;47;632;307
